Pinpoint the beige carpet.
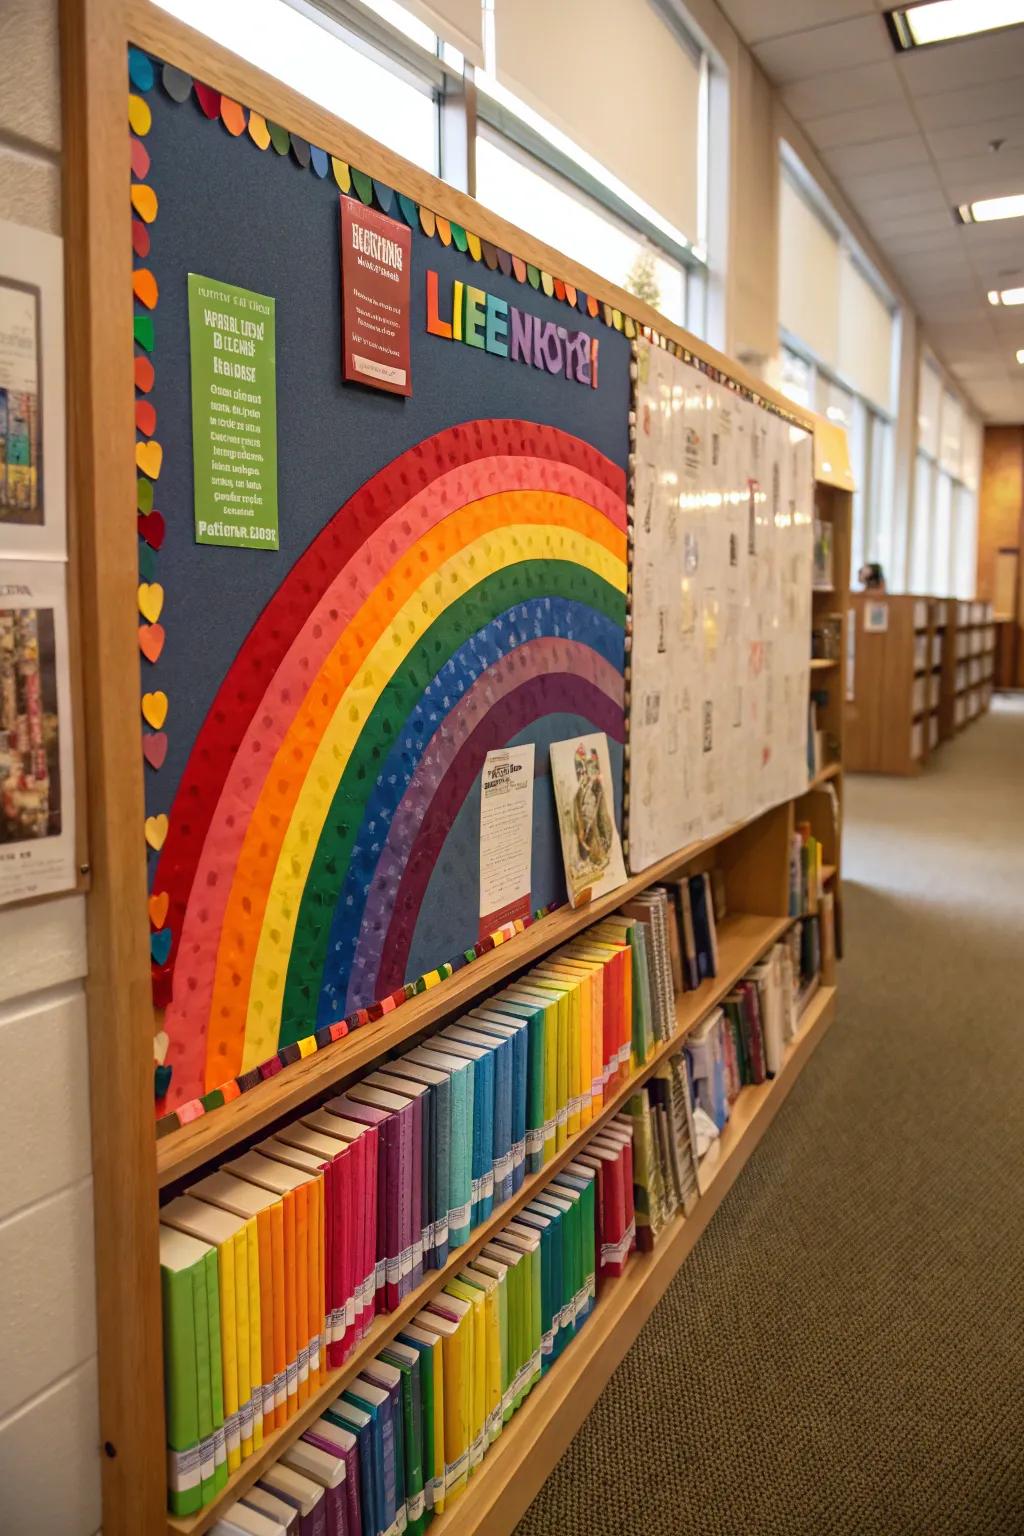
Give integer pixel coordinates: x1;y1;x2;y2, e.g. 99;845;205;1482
515;696;1024;1536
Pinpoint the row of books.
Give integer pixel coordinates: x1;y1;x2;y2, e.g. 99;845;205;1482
207;1139;633;1536
789;822;823;917
159;914;658;1513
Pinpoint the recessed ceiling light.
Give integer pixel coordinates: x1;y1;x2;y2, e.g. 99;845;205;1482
1017;349;1024;363
989;286;1024;305
887;1;1024;49
957;193;1024;224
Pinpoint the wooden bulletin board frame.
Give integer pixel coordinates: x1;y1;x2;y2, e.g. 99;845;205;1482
59;2;818;1529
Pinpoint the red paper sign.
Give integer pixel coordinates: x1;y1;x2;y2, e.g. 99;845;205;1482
340;197;412;396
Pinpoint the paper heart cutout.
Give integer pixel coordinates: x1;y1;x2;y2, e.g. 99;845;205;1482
137;475;153;513
141;691;168;728
143;730;168;769
138;510;165;549
148;890;169;928
134;355;155;393
131;218;150;259
144;813;168;850
138;622;165;663
193;80;221;118
150;926;172;964
154;1063;172;1099
130;138;151;180
138;544;156;582
135;399;157;436
138;582;163;623
136;439;163;479
153;1030;169;1065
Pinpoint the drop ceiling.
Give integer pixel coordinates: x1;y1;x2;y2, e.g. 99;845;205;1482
715;0;1024;423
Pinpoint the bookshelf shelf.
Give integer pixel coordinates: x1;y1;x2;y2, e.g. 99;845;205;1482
822;863;837;883
165;910;794;1535
423;985;838;1536
808;761;841;790
810;658;837;671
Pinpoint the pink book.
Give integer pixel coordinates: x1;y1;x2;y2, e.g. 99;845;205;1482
325;1094;396;1310
305;1110;374;1341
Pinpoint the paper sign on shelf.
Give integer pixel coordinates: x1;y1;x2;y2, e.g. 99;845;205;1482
478;742;534;937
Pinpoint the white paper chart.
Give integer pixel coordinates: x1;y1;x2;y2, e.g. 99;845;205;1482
626;340;813;873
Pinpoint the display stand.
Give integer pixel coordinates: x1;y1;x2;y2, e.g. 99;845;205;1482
60;5;847;1532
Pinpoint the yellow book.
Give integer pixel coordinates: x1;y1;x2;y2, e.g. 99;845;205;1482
400;1322;446;1514
444;1280;487;1471
533;964;592;1128
550;954;605;1115
458;1266;503;1446
415;1306;470;1500
520;978;573;1146
161;1195;248;1471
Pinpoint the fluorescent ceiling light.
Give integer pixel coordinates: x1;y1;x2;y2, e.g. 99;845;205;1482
1017;349;1024;364
888;0;1024;49
957;193;1024;224
988;286;1024;305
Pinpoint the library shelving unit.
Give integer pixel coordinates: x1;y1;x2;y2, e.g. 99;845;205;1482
63;4;847;1532
845;593;944;774
946;600;995;732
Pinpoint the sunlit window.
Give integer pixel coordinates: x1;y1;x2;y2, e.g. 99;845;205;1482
154;0;439;172
475;133;688;326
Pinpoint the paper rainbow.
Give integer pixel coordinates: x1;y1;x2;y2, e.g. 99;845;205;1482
154;419;627;1110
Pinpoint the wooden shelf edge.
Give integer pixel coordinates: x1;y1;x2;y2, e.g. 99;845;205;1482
807;761;841;790
821;864;837;883
157;814;798;1186
809;658;838;670
425;985;838;1536
165;913;795;1533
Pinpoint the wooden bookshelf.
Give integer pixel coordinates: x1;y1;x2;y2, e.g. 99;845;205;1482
425;984;837;1536
946;600;996;733
61;4;849;1532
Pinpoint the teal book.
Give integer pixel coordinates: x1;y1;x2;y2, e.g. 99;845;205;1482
466;1010;528;1194
379;1341;427;1535
513;1207;557;1368
406;1047;473;1249
326;1397;377;1535
444;1022;513;1208
437;1031;495;1226
538;1187;583;1336
531;1194;576;1349
553;1166;597;1321
489;992;550;1172
397;1324;443;1514
344;1377;396;1534
384;1055;451;1269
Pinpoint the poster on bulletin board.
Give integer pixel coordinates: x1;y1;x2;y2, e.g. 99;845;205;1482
127;47;630;1115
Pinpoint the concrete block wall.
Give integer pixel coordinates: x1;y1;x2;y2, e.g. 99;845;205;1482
0;2;102;1531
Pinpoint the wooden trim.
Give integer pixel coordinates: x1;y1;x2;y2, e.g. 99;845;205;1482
425;985;838;1536
166;912;795;1534
60;0;167;1530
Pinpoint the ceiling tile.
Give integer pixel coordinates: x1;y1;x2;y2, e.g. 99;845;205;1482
802;99;918;149
754;14;893;83
925;113;1024;163
842;162;942;200
823;133;930;178
855;188;951;220
937;151;1024;204
780;59;903;117
715;0;878;47
897;28;1024;94
914;79;1024;131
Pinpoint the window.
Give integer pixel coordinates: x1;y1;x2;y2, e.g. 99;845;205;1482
475;131;689;326
912;357;980;598
780;346;812;409
154;0;441;172
930;471;953;595
911;454;934;595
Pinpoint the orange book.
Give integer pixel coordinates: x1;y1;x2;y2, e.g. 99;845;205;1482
258;1138;328;1391
225;1150;318;1409
189;1171;282;1435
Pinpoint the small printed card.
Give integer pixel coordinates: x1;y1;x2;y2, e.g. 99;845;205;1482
549;731;626;908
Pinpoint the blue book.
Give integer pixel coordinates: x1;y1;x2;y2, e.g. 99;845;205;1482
363;1358;407;1528
405;1047;473;1248
327;1397;378;1536
380;1056;451;1269
688;873;717;981
444;1023;513;1207
485;995;547;1175
466;1010;528;1195
435;1033;494;1227
347;1377;396;1535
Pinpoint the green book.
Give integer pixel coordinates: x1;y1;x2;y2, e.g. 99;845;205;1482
380;1341;427;1535
484;1240;526;1415
201;1247;227;1492
502;1224;543;1396
159;1226;207;1516
190;1256;214;1504
554;1164;598;1320
398;1324;443;1517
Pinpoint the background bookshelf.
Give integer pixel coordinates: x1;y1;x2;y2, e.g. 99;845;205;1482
946;600;995;732
65;5;850;1531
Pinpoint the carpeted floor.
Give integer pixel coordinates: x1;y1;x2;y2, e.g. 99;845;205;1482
515;696;1024;1536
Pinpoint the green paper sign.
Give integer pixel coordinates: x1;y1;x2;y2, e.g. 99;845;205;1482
187;273;278;550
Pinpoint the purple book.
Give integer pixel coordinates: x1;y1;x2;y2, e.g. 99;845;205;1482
306;1419;361;1536
339;1086;413;1311
259;1466;326;1536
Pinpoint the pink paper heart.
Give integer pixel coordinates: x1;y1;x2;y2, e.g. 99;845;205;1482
143;731;168;769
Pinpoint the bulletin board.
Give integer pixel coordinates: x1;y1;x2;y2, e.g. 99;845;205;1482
126;48;632;1117
626;339;814;873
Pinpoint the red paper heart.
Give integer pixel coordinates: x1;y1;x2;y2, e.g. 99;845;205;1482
135;399;157;435
134;355;155;393
193;81;221;118
131;217;151;259
138;510;165;549
143;731;168;769
138;622;165;662
131;136;151;179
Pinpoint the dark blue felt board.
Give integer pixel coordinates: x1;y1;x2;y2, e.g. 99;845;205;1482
140;78;629;939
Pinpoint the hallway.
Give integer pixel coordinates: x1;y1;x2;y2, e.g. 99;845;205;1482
516;697;1024;1536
